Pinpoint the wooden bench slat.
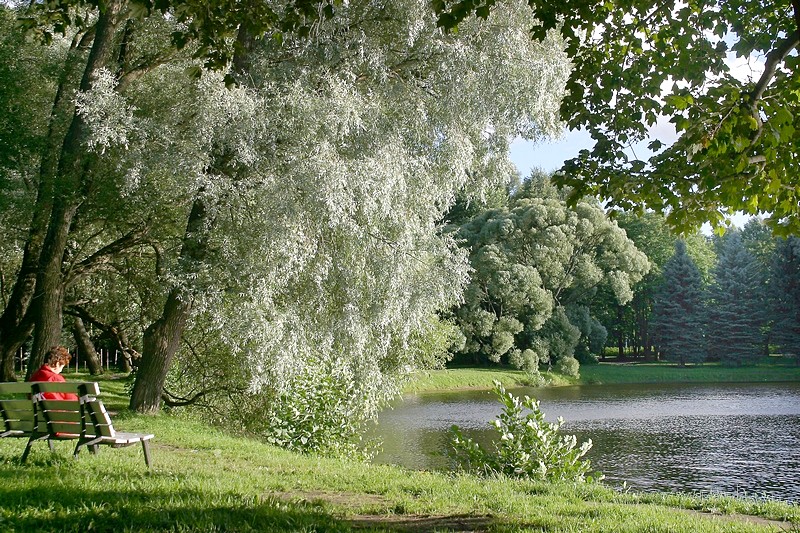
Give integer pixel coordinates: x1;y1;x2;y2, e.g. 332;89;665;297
48;421;82;434
0;382;34;394
0;407;35;419
30;382;100;395
39;401;81;414
5;420;34;431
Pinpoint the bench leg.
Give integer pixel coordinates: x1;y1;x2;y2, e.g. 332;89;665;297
47;439;55;452
142;440;152;468
21;439;34;464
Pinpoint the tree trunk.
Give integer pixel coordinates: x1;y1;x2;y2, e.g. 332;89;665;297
616;305;624;360
25;0;128;377
129;25;255;414
71;316;103;374
27;203;77;378
129;289;192;413
0;39;86;379
129;195;214;413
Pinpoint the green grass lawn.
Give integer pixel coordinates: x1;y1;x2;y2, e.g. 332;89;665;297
1;374;798;531
580;358;800;385
404;357;800;394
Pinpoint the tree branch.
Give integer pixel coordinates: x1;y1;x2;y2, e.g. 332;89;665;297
66;221;152;283
64;304;141;361
161;386;247;407
750;30;799;106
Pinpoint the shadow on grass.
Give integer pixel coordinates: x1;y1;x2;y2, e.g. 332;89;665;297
0;468;354;532
0;467;506;532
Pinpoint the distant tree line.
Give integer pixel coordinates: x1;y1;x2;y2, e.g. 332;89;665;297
446;178;800;373
645;223;800;366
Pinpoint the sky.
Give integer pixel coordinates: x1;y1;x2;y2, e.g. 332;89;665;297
509;129;752;231
507;42;767;231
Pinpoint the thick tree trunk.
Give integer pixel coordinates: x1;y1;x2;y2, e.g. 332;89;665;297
129;196;213;413
0;26;97;380
25;0;128;377
71;316;103;374
28;203;77;378
129;290;192;413
129;26;255;414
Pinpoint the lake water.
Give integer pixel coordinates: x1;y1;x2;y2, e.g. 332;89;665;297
368;382;800;502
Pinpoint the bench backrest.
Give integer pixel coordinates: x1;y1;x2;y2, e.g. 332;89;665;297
0;382;111;439
0;382;36;435
30;382;115;439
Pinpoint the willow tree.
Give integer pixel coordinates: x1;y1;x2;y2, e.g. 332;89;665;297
452;176;649;375
37;1;570;413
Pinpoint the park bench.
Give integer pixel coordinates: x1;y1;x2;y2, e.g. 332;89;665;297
0;381;153;467
0;382;53;451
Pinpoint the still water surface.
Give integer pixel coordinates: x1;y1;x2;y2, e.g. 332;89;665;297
369;382;800;502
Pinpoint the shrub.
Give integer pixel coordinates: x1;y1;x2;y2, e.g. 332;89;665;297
450;381;597;482
556;356;580;377
239;368;380;459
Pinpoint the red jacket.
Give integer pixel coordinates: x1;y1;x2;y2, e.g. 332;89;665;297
29;365;78;401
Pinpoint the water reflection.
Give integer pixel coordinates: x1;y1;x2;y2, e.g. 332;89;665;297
369;382;800;502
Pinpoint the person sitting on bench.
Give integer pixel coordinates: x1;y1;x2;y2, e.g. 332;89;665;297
28;346;79;401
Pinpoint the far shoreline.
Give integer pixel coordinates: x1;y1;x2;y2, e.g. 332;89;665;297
404;357;800;394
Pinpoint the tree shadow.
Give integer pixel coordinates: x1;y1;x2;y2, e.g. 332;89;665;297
0;468;508;532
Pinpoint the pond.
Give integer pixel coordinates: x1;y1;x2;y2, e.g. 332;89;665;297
368;382;800;503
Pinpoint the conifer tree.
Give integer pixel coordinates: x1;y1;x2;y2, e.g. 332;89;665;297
770;237;800;364
651;240;707;365
706;232;764;365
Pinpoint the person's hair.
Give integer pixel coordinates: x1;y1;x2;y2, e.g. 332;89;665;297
45;346;71;367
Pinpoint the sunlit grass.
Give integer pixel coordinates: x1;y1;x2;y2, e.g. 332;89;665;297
402;367;576;394
580;358;800;385
404;357;800;393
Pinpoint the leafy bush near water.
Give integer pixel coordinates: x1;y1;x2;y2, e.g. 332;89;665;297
450;381;598;482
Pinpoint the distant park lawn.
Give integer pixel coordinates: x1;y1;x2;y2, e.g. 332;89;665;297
581;356;800;385
404;355;800;393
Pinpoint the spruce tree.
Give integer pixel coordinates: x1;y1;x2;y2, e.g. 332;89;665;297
770;237;800;364
651;240;707;365
706;232;764;365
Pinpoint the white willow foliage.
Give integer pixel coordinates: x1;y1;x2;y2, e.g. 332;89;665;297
75;68;137;153
455;184;651;367
91;1;569;419
214;0;569;405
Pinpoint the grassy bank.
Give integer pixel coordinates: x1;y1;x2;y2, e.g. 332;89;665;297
401;368;575;394
2;376;797;532
580;359;800;385
404;358;800;394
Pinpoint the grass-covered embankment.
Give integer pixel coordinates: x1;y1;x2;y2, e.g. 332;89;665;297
2;375;798;532
580;359;800;385
404;357;800;394
401;367;575;394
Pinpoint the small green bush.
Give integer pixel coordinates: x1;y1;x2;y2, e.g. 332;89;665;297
450;381;597;482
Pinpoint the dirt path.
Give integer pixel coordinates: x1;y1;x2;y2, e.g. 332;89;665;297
272;490;797;532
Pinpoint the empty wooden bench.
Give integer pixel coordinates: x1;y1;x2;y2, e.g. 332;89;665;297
0;381;153;467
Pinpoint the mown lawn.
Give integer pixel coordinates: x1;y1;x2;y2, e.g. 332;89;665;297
580;357;800;385
1;375;798;532
404;357;800;394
